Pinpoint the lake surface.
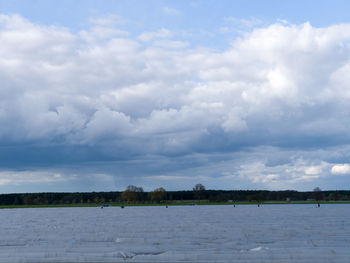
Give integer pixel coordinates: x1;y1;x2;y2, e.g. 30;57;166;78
0;205;349;262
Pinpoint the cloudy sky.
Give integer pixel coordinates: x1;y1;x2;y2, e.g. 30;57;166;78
1;0;350;193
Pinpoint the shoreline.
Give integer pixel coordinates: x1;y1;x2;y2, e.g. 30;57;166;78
1;200;350;209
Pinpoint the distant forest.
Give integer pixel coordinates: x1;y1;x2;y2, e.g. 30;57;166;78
0;186;350;205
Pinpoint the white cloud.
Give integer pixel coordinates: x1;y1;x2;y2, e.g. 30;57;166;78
78;106;132;144
224;17;264;28
304;165;323;175
79;26;129;41
331;164;350;174
2;15;350;150
237;159;330;187
0;171;73;185
153;40;189;49
2;14;350;189
138;28;174;42
89;14;127;27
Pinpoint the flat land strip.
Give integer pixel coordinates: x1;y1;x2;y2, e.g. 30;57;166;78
1;200;350;209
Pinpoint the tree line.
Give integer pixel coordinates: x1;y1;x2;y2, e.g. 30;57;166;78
0;184;349;206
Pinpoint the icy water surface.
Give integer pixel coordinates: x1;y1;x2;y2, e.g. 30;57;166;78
0;205;349;262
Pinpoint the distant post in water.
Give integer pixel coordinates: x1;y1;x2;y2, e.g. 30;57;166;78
313;187;324;207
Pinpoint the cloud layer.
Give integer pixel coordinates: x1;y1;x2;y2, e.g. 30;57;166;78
1;14;350;190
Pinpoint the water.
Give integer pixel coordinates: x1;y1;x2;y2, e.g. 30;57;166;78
0;205;349;262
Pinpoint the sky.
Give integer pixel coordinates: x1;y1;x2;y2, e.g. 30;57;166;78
1;0;350;193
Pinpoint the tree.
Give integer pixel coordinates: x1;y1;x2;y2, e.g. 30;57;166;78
122;185;144;203
193;184;206;201
313;187;323;201
150;187;166;203
216;193;229;202
122;189;135;203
